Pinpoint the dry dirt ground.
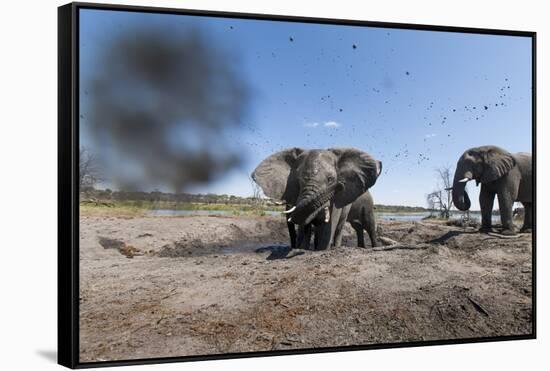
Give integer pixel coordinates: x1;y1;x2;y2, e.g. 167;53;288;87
79;213;533;362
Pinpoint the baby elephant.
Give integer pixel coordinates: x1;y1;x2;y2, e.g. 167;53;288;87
347;191;378;247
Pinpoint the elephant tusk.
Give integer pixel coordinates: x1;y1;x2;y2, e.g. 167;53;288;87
324;207;330;223
458;177;471;183
282;206;296;214
287;217;292;223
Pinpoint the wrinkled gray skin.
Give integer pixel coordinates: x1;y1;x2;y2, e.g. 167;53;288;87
294;204;351;250
452;145;532;235
297;191;378;249
252;148;382;250
347;191;378;247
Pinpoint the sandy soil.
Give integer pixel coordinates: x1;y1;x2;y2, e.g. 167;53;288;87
79;214;533;362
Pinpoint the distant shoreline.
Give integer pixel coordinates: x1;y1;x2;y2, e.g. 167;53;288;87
80;188;489;214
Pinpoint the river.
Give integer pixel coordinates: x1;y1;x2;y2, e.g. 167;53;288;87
148;209;500;222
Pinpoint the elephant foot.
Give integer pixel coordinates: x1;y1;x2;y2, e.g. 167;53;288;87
479;226;496;234
520;227;533;234
500;228;517;236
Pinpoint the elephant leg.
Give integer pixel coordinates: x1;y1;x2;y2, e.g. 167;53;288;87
497;191;516;235
296;224;303;247
332;207;349;248
297;224;313;250
333;213;346;247
305;224;314;249
333;223;345;248
364;207;377;247
313;226;319;250
287;221;296;249
315;207;344;250
479;187;495;233
315;222;333;251
351;222;365;248
520;202;533;233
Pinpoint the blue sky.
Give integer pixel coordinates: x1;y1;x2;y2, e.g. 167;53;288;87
79;9;532;209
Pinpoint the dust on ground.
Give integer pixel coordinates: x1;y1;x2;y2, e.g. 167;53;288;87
79;214;532;362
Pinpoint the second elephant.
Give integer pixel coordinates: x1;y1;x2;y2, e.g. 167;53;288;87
347;191;378;247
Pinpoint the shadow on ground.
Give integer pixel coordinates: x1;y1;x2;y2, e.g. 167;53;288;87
428;230;475;244
255;245;305;260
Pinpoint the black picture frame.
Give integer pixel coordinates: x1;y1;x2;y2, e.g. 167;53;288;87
58;2;537;368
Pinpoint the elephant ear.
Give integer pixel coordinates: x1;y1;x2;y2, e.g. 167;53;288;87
330;148;381;208
251;148;305;203
480;146;516;183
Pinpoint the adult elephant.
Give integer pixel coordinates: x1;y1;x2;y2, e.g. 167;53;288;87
252;148;382;250
451;145;532;235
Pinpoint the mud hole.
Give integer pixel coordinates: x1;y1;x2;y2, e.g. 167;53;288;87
79;215;532;362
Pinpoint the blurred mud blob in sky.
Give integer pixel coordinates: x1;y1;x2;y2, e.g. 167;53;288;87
87;25;249;192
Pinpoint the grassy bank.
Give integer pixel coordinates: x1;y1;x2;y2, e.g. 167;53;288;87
80;200;430;213
374;205;430;213
80;199;439;218
80;200;285;217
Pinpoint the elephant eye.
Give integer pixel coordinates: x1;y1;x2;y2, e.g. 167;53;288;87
327;175;335;182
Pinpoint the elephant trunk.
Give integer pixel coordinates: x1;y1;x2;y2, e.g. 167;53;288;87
289;185;335;225
452;170;472;211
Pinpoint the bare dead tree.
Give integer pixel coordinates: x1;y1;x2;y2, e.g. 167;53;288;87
427;190;446;218
427;166;454;219
426;192;436;216
79;147;101;190
436;166;453;218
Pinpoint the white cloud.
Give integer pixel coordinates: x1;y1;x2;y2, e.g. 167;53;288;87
324;121;341;128
304;121;342;128
424;133;437;139
304;122;320;128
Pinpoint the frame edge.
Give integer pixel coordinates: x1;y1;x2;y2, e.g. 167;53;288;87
58;2;79;369
62;2;537;368
72;1;536;36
